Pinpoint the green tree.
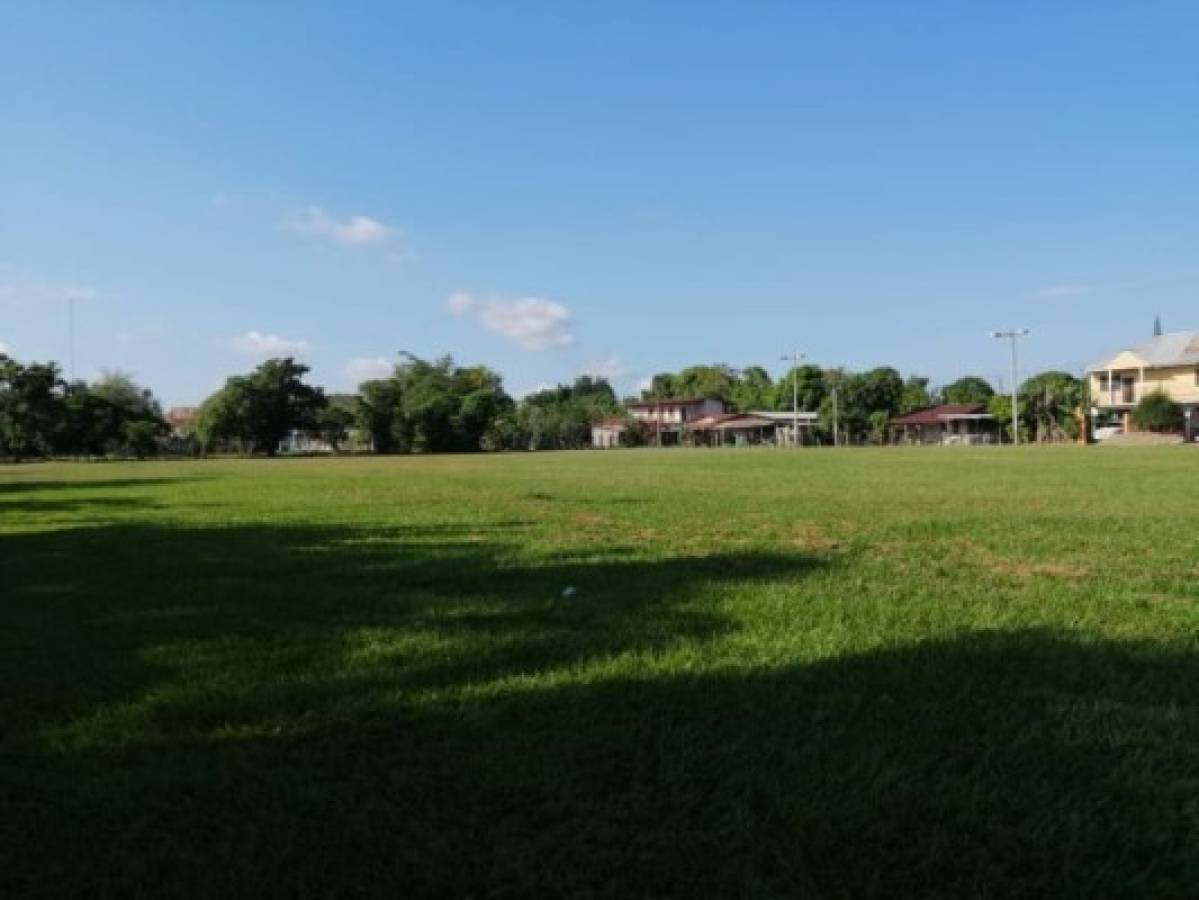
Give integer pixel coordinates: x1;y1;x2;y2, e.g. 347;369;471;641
900;375;933;413
731;365;774;411
353;355;512;453
516;375;619;449
0;356;66;460
675;364;738;403
941;376;995;406
357;378;405;452
776;364;827;412
315;397;357;451
83;371;167;457
644;373;679;399
987;394;1013;442
1019;371;1083;443
1131;392;1184;433
196;358;326;455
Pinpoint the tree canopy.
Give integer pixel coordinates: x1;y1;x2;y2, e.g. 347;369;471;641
353;354;513;453
197;358;326;454
941;376;995;406
1;356;167;460
1019;371;1083;443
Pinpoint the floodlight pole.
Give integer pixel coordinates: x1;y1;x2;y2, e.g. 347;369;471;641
991;329;1030;445
780;350;804;446
68;296;77;382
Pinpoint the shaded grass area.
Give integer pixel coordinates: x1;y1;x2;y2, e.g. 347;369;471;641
3;450;1199;897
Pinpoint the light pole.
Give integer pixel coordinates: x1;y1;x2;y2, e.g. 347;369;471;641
779;351;804;446
991;329;1030;445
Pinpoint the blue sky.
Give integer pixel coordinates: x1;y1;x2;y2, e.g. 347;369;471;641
3;2;1197;405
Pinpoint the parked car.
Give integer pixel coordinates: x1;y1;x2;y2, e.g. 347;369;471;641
1094;425;1123;442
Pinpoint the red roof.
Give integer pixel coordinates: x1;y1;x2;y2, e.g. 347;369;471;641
626;397;718;408
890;403;988;426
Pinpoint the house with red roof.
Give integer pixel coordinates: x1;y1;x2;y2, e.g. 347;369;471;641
889;403;999;445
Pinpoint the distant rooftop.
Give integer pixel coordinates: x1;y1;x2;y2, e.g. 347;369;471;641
626;397;718;408
890;403;990;426
1089;331;1199;371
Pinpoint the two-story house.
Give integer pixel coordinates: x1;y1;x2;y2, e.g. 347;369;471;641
591;397;727;447
627;396;726;445
1088;331;1199;438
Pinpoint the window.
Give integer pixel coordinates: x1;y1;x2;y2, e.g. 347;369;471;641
1097;373;1109;390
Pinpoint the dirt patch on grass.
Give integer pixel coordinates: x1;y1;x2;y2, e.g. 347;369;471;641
955;538;1089;581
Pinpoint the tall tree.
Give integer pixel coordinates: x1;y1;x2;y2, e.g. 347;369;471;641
0;356;66;460
353;354;513;453
196;358;326;455
941;376;995;406
731;365;774;411
900;375;933;413
1019;371;1083;442
777;364;828;412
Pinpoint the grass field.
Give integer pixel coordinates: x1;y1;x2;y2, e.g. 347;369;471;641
3;447;1199;897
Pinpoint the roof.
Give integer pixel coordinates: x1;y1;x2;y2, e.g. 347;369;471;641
890;403;990;426
1089;331;1199;371
626;397;720;408
592;416;628;428
689;413;780;431
746;409;819;423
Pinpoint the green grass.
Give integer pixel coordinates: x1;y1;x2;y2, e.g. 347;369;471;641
3;447;1199;898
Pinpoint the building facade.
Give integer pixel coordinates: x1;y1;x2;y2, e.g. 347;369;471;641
1087;331;1199;438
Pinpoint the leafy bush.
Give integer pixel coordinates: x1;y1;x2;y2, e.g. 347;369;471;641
1131;392;1184;433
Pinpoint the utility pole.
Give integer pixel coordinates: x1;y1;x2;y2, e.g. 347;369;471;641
779;350;804;446
832;383;839;447
991;329;1030;445
68;296;77;382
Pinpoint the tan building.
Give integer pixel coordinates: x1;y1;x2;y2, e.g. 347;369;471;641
1088;331;1199;438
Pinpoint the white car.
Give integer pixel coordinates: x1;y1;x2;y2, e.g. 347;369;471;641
1093;425;1123;441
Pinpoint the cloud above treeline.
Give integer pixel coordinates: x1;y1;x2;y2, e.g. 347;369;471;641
230;330;310;356
343;356;394;383
446;291;574;351
578;356;628;380
0;265;99;307
281;205;395;246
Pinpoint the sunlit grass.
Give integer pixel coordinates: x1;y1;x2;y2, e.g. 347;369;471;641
3;448;1198;897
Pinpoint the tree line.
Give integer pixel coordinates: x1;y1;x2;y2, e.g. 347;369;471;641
641;363;1088;443
0;355;167;460
1;348;1155;460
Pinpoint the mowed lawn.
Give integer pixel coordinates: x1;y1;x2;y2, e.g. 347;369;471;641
3;448;1198;898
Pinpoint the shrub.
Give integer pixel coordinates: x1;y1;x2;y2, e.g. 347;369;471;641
1131;392;1184;433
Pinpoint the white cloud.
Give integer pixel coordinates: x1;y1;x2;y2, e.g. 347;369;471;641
1034;284;1093;299
230;330;310;356
0;340;8;355
281;205;394;246
517;382;556;399
448;291;574;351
579;356;628;381
0;266;99;307
343;356;393;384
637;376;653;393
445;292;475;316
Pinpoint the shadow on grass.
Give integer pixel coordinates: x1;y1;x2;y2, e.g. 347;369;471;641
2;521;1197;897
